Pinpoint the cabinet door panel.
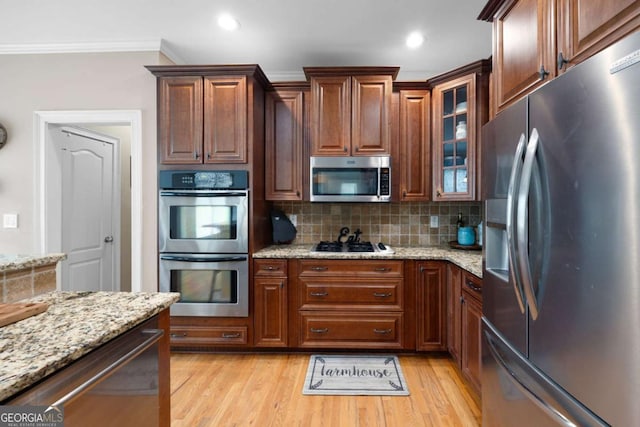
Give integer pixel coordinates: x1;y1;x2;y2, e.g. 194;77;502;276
310;76;351;155
416;261;447;351
159;76;203;164
254;277;288;347
462;291;482;395
447;263;462;365
399;90;431;200
352;75;392;155
494;0;555;110
265;91;303;200
204;76;247;163
558;0;640;70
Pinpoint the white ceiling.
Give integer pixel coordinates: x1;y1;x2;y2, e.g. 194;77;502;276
0;0;492;82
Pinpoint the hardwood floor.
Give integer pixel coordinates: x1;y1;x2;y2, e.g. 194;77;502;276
170;353;481;426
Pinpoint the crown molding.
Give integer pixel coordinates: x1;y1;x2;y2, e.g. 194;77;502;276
0;38;185;63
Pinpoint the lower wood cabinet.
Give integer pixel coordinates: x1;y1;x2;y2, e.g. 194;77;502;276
416;261;447;351
254;259;288;347
460;270;483;396
169;318;250;348
447;264;483;398
294;259;405;349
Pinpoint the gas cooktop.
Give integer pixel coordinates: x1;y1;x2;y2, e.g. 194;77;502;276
311;241;395;255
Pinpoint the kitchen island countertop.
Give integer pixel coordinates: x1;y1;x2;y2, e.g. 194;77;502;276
0;291;179;402
253;244;482;278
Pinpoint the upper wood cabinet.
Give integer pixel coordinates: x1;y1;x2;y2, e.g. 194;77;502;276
557;0;640;70
479;0;640;114
265;88;306;200
428;60;490;201
147;65;269;165
397;89;431;201
304;67;398;156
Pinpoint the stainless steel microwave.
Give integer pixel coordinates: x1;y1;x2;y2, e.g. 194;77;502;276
310;156;391;202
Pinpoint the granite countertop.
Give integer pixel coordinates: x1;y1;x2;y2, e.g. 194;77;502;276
0;291;179;402
0;253;66;273
253;244;483;278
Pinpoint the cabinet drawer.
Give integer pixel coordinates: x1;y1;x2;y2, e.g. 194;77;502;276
169;326;248;347
299;278;403;310
298;259;403;277
462;271;482;303
254;259;287;277
299;312;403;348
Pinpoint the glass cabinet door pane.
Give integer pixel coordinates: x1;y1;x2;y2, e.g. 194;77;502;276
443;116;454;141
456;168;468;192
444;169;454;193
443;90;454;115
457;141;467;165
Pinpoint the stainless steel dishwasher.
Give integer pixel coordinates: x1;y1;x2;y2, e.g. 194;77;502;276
5;315;164;427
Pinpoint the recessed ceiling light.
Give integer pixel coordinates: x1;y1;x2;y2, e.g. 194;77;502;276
406;31;424;49
218;13;240;31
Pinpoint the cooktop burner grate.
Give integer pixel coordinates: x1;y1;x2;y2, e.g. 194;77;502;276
313;241;375;253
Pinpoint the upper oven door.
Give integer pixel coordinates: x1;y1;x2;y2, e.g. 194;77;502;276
159;190;248;253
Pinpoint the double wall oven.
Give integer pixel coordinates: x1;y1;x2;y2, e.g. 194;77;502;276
159;170;249;317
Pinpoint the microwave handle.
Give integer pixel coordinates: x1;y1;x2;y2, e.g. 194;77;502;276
159;191;247;197
160;255;248;263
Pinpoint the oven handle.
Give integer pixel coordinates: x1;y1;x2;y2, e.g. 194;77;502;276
159;191;248;197
160;255;248;262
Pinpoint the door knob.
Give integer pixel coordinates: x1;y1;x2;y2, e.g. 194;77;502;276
104;236;114;243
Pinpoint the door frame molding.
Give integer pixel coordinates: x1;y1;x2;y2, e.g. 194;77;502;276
34;110;143;292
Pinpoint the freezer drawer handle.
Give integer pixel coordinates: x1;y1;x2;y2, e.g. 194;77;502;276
485;330;578;427
50;329;164;408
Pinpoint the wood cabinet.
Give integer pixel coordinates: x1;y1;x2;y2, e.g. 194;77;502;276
398;89;431;201
147;65;269;164
447;263;463;364
305;67;398;156
480;0;640;114
446;263;483;397
265;88;305;200
416;261;447;351
461;271;483;397
254;259;288;347
429;61;490;201
294;259;405;349
169;317;251;349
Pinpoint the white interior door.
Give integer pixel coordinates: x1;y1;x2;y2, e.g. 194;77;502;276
57;127;117;292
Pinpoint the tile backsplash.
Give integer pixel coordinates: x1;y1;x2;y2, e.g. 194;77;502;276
272;201;482;246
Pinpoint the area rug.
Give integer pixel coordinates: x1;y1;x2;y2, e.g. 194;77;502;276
302;355;410;396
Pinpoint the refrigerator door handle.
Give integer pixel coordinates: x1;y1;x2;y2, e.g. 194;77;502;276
506;133;527;313
517;128;541;319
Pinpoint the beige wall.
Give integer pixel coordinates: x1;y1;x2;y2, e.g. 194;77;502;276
0;51;173;292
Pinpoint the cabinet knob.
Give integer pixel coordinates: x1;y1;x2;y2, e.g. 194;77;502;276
207;152;211;160
403;190;407;198
538;65;550;81
194;150;200;159
557;52;569;71
296;190;300;197
436;188;442;197
355;146;359;152
343;147;348;152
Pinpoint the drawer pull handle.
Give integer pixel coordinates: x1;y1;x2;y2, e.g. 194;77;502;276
170;332;187;338
310;291;329;297
466;281;482;293
222;333;241;339
373;292;392;298
311;266;328;271
374;328;392;335
374;267;391;272
310;328;329;334
264;266;280;271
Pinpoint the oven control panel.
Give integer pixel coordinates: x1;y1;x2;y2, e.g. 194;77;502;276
159;170;249;190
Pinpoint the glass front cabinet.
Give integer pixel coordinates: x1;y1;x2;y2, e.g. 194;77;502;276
431;61;490;201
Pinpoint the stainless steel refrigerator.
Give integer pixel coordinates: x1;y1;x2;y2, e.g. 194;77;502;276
482;31;640;426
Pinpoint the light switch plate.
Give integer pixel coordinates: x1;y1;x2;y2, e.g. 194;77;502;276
430;215;439;228
3;213;18;229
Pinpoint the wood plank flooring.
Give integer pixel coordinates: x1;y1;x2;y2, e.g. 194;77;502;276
171;353;481;427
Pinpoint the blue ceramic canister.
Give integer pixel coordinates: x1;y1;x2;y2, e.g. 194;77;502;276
457;226;475;246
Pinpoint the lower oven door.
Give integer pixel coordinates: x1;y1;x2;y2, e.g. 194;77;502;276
159;253;249;317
